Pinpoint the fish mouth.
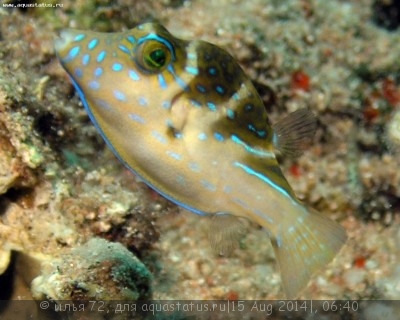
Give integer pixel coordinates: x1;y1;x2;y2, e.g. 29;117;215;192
54;30;72;52
54;29;79;55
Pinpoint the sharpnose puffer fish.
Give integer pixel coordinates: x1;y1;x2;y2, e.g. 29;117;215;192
55;22;347;299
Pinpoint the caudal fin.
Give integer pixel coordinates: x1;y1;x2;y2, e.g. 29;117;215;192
271;206;347;299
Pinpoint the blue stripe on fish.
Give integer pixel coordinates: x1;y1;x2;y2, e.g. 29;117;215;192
233;161;292;200
158;74;167;89
231;134;273;157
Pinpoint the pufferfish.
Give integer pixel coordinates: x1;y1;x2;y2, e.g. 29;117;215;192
55;22;347;299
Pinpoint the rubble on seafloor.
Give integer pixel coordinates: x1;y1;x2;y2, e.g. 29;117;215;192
0;1;400;316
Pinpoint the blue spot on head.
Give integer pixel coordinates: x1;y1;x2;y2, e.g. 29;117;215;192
196;84;206;93
112;63;123;72
113;90;127;102
185;66;199;75
215;85;225;95
223;185;233;194
200;179;216;192
174;132;183;139
162;100;171;109
97;50;106;63
74;68;83;78
88;80;100;90
94;67;103;78
232;92;240;101
198;132;207;141
129;69;140;81
88;38;99;51
127;35;136;44
244;104;254;112
67;46;80;61
166;150;182;161
118;44;130;54
95;98;112;110
189;162;201;172
176;175;186;185
74;34;86;42
129;113;145;124
151;130;167;144
256;130;268;138
213;132;224;142
82;54;90;66
190;99;202;108
138;96;148;106
226;109;235;120
187;52;197;60
207;102;217;112
208;67;217;75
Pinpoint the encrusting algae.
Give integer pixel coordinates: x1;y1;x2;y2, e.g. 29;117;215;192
55;22;347;299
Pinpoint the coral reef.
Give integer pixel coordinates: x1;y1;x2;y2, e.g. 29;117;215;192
31;238;152;301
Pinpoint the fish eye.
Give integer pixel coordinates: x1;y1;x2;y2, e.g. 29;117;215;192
136;40;172;72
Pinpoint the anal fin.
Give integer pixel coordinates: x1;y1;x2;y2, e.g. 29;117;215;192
207;213;248;256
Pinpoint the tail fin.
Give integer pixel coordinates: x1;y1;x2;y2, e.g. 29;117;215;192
271;206;347;299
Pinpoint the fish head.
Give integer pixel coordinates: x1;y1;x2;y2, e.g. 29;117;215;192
55;22;193;130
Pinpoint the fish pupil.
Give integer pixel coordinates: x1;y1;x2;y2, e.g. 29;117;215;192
147;48;166;68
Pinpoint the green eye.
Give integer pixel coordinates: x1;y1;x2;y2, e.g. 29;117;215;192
145;48;167;68
137;40;172;72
